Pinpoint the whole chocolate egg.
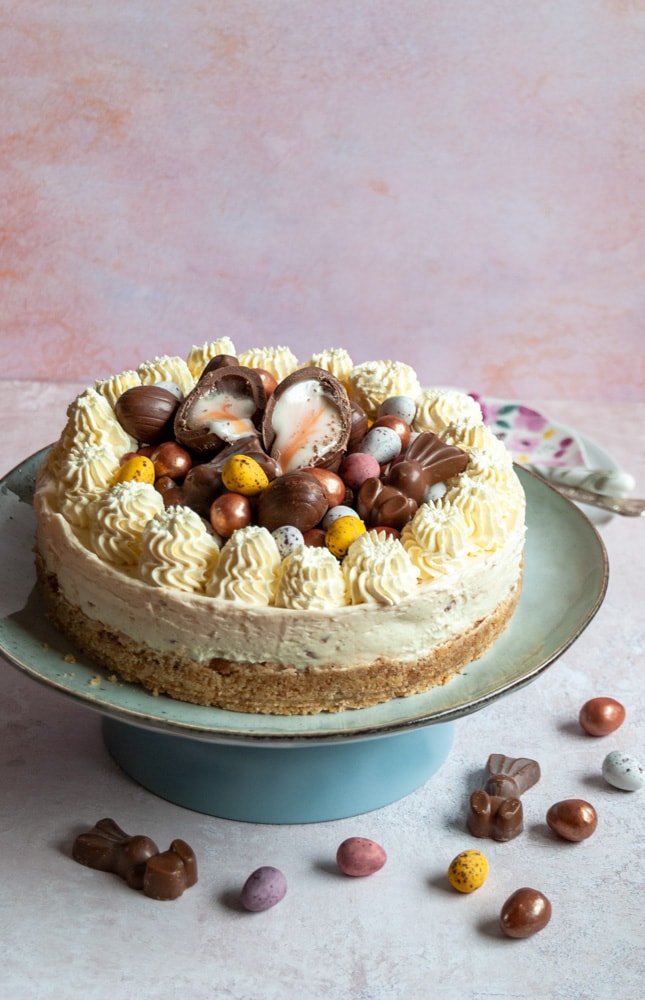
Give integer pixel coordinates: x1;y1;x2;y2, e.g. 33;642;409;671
499;888;552;938
256;471;328;534
115;385;180;445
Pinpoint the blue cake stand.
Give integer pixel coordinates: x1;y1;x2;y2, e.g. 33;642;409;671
0;456;608;824
102;716;455;823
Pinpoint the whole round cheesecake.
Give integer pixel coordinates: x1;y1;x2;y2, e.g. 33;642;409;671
34;341;525;715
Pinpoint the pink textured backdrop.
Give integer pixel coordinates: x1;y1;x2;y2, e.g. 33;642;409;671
1;1;644;400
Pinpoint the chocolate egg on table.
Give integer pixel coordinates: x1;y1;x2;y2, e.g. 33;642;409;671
336;837;386;877
546;799;598;841
240;866;287;912
499;888;551;938
602;751;644;791
579;697;626;736
447;849;489;893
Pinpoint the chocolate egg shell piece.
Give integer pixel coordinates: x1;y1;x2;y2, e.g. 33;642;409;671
115;385;180;445
262;366;352;474
174;367;266;455
406;432;469;486
347;401;369;451
256;471;328;534
200;354;240;377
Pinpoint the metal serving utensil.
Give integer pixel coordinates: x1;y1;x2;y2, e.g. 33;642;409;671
528;473;645;517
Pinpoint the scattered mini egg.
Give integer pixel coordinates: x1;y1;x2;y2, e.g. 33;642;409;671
221;454;269;496
447;849;489;893
546;799;598;841
602;750;644;791
499;887;552;939
425;481;447;502
272;524;304;558
114;455;156;486
336;837;387;877
377;395;417;425
240;866;287;912
325;515;366;558
322;504;360;529
359;425;402;464
579;697;626;736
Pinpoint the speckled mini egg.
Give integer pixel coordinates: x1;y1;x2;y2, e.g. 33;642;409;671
240;866;287;912
338;452;381;491
602;750;644;791
221;454;269;496
322;504;360;529
114;455;156;485
336;837;387;877
325;515;366;558
272;524;304;558
377;395;417;425
359;425;402;464
447;849;489;893
155;380;184;400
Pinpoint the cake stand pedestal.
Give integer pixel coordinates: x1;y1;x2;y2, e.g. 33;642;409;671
102;717;455;823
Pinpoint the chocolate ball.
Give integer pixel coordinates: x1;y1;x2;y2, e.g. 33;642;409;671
499;888;552;939
546;799;598;842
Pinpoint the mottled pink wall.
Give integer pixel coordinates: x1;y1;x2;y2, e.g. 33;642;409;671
1;1;644;400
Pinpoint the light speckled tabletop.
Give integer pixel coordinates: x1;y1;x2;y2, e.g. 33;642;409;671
0;387;643;1000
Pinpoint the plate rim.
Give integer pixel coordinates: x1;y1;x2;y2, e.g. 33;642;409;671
0;447;609;747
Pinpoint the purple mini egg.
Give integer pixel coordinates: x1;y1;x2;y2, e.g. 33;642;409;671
240;866;287;912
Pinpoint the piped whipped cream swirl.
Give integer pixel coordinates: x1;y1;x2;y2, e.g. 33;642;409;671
343;531;419;605
138;355;195;396
347;360;421;418
413;389;483;434
275;546;348;609
49;389;135;478
139;506;221;592
89;481;164;565
306;348;354;387
186;337;237;379
94;370;141;410
401;502;472;579
206;525;281;605
237;345;298;381
56;442;122;528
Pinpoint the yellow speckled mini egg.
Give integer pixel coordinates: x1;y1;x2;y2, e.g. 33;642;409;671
447;850;489;893
221;455;269;496
325;514;366;558
114;455;155;485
